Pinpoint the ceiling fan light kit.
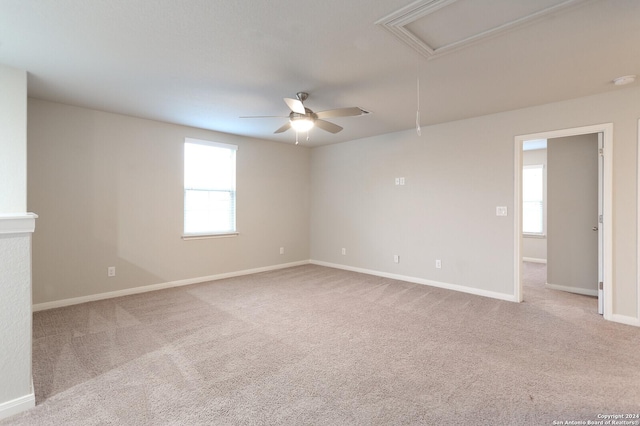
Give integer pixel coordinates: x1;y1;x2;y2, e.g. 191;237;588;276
241;91;369;143
290;116;315;132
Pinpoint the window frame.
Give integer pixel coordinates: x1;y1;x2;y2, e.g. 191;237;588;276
182;138;238;240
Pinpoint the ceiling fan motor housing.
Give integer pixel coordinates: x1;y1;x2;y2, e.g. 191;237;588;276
289;107;317;122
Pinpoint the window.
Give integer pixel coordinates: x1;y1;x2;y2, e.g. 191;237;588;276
522;164;544;235
183;138;237;237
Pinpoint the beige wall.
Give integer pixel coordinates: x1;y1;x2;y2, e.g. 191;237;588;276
547;134;599;294
310;85;639;320
522;148;547;261
311;118;515;296
28;99;310;305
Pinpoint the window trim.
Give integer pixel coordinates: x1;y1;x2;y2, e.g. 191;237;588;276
181;232;239;240
523;232;546;239
182;138;238;239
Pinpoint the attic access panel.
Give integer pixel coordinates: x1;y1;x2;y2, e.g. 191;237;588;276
376;0;586;59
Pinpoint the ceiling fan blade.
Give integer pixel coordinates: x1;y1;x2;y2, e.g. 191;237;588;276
239;115;288;118
274;122;292;134
315;119;343;134
284;98;306;114
315;107;366;119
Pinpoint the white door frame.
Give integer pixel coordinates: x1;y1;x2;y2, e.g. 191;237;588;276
514;123;613;320
637;119;640;323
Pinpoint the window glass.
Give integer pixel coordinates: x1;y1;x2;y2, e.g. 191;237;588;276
523;165;543;234
184;139;237;235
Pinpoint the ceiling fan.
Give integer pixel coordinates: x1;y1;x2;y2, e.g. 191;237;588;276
241;92;369;138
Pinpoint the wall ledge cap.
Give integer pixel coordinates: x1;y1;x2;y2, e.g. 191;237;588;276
0;213;38;234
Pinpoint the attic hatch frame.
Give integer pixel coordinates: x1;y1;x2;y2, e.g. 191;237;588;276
375;0;586;60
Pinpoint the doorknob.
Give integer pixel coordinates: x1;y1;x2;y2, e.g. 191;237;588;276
592;226;598;231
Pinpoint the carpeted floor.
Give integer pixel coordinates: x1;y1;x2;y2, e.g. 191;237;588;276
522;260;547;289
3;263;639;425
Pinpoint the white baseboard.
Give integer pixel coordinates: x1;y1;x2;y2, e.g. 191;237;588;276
0;391;35;421
33;261;309;312
523;257;547;264
608;313;640;327
309;260;518;302
545;282;598;297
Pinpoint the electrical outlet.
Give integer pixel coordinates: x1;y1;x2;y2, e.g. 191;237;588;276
393;255;399;263
496;206;508;216
435;260;441;269
108;266;116;277
341;248;346;255
280;247;285;255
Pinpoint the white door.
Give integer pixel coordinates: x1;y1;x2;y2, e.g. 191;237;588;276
546;134;599;297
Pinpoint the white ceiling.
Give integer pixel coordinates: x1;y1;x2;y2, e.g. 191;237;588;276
0;0;638;146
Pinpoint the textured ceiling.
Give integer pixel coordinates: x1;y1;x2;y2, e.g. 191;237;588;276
0;0;638;146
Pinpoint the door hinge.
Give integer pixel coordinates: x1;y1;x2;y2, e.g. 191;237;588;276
599;282;603;290
599;148;604;157
599;215;603;224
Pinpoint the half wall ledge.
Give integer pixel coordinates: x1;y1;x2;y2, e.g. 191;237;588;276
0;213;38;234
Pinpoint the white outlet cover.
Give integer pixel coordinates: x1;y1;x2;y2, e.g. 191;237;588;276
496;206;508;216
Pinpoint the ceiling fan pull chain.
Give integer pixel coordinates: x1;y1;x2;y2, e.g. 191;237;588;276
295;131;299;145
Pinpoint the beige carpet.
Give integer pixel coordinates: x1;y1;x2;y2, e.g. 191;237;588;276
3;263;639;425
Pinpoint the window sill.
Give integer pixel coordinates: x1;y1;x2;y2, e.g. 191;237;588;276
182;232;239;240
523;233;546;239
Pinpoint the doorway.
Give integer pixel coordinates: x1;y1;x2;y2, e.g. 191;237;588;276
514;124;613;320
